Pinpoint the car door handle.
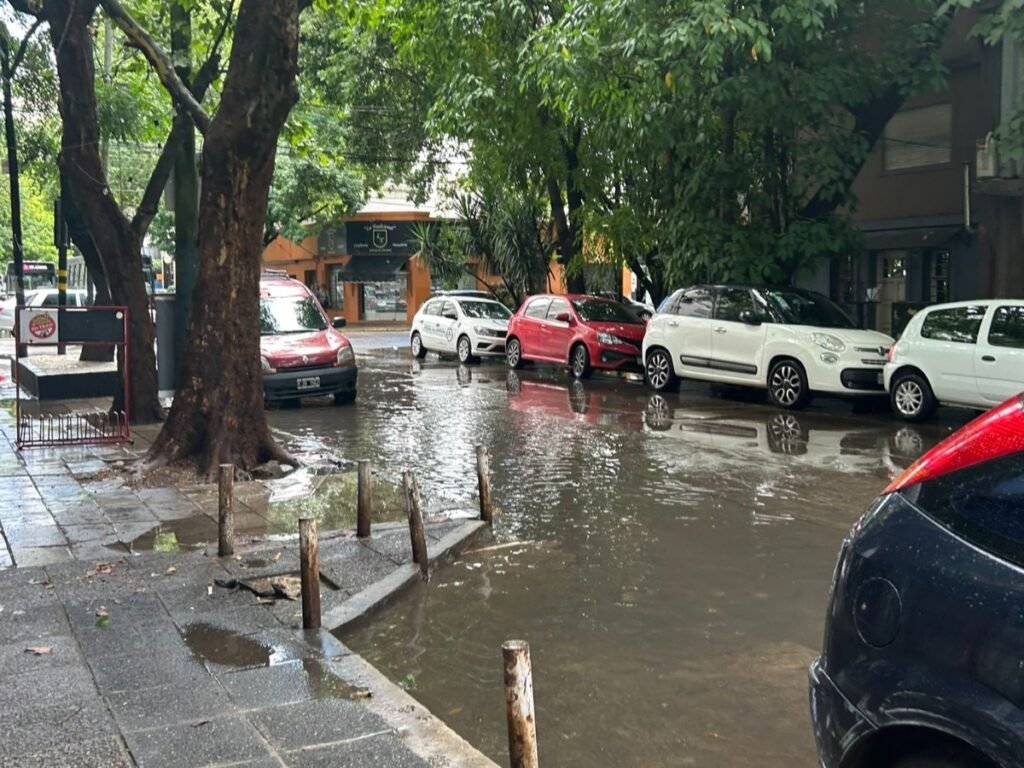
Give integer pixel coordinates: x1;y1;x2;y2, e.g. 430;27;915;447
714;327;727;334
668;320;679;328
981;355;996;362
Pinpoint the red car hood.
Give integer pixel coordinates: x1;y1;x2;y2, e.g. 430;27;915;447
261;329;347;368
587;322;646;343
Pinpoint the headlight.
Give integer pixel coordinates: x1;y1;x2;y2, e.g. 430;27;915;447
474;326;505;338
810;333;845;353
597;332;625;345
261;356;275;373
337;346;355;365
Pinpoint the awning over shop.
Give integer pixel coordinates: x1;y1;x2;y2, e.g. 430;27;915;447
861;224;963;251
336;255;408;283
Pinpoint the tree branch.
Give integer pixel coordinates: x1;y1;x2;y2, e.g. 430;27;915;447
10;17;43;74
5;0;43;17
99;0;211;134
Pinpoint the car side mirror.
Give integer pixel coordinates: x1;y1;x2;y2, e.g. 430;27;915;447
555;311;571;323
739;310;761;326
332;317;347;329
443;311;458;320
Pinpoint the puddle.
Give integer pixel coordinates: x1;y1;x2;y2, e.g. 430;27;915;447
264;470;407;535
107;517;216;554
296;657;372;700
182;623;297;669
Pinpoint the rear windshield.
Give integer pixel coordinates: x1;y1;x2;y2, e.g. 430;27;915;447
907;453;1024;568
459;300;511;320
260;296;327;335
571;299;642;324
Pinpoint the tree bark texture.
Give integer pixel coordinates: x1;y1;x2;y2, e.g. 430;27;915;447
44;0;161;421
148;0;304;475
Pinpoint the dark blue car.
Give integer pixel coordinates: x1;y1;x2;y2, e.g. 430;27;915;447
810;393;1024;768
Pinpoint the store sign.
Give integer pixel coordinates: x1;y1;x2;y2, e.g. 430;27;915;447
346;221;420;256
19;309;60;344
318;226;347;257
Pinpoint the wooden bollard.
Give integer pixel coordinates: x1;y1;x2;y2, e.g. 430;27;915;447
502;640;539;768
475;445;493;524
218;464;234;557
299;518;321;630
357;460;372;539
403;471;429;580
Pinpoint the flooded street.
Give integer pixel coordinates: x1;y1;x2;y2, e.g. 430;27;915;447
270;347;967;767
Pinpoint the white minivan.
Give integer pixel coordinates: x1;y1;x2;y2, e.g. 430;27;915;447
884;300;1024;421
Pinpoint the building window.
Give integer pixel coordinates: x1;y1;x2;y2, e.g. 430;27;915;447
883;104;952;171
328;266;346;313
930;250;950;303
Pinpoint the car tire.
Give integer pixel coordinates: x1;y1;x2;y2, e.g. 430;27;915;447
506;337;525;369
457;335;478;364
767;359;810;410
333;391;356;406
411;332;427;359
891;745;992;768
645;348;679;392
569;344;592;380
890;371;937;423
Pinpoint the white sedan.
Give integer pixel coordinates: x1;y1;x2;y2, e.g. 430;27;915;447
0;289;90;336
411;295;511;363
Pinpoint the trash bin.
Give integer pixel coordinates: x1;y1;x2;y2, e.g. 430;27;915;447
154;292;177;392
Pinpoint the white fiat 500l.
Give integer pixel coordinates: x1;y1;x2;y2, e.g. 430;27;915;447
410;295;512;363
884;300;1024;421
643;286;894;409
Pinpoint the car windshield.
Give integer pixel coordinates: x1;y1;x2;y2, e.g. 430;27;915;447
571;299;642;324
761;289;855;329
458;300;511;320
260;296;327;335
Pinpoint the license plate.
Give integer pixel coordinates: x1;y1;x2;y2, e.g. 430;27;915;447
296;376;320;391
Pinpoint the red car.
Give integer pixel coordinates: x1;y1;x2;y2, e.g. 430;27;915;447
260;272;357;404
505;293;646;378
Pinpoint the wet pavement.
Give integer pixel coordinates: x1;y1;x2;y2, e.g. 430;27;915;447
267;343;971;768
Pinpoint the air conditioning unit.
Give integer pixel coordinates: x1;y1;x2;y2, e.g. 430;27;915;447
976;134;998;178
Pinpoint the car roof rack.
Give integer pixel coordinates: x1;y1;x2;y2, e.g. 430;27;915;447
262;269;291;277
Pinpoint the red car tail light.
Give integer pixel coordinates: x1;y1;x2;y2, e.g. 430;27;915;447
886;394;1024;494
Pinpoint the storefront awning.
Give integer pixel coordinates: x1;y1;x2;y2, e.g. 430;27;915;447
336;255;408;283
861;224;963;251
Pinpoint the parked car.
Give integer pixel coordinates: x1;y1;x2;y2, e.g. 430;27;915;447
592;291;655;321
410;295;512;363
260;273;356;405
643;286;894;409
430;289;498;301
0;289;90;337
809;393;1024;768
506;293;646;378
884;299;1024;422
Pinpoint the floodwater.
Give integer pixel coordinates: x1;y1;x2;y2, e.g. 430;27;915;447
270;350;967;767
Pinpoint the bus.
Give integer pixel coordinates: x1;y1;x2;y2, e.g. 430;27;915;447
3;261;56;297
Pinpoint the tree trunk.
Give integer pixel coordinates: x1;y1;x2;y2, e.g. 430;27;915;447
148;0;304;476
45;0;161;421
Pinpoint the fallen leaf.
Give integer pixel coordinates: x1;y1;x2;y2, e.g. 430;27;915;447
270;575;301;601
165;566;177;576
191;719;211;728
86;562;114;577
24;646;52;656
96;606;109;618
272;552;282;561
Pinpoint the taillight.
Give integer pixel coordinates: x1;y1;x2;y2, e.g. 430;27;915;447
886;394;1024;494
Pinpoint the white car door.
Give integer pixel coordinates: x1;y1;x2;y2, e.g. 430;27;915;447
709;287;767;381
916;304;987;405
660;287;714;375
417;299;444;351
975;303;1024;405
437;300;460;353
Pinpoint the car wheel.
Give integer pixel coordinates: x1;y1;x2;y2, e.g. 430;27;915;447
890;372;937;422
333;391;355;406
410;332;427;359
767;359;810;410
570;344;592;380
645;348;679;392
766;413;808;455
506;337;525;369
505;370;522;394
891;745;993;768
457;335;478;364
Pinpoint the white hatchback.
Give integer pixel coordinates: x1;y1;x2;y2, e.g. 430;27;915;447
884;299;1024;421
410;295;512;363
0;288;89;336
643;286;894;409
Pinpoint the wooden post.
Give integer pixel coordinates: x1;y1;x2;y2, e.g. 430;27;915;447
299;517;321;630
217;464;234;557
502;640;539;768
475;444;493;524
357;460;372;539
403;471;429;580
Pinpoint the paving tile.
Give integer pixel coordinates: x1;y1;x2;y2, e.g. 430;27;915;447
357;530;414;566
0;634;84;681
0;735;132;768
11;545;73;567
88;645;211;694
218;657;362;711
248;699;390;751
62;522;119;544
123;715;273;768
106;677;234;732
0;601;69;643
48;501;108;526
4;523;68;548
318;543;396;594
283;733;430;768
0;664;101;715
0;700;118;759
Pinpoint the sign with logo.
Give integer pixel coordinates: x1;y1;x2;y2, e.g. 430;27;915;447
20;309;60;344
346;220;419;256
317;226;347;257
